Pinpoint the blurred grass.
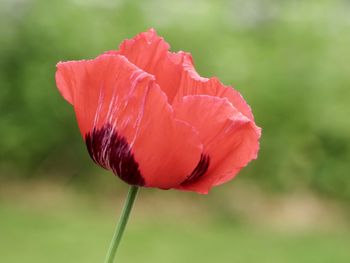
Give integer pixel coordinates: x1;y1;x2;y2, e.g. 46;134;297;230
1;196;350;263
0;180;349;263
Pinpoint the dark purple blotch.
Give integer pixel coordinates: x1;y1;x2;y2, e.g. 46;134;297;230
85;123;145;186
181;154;210;186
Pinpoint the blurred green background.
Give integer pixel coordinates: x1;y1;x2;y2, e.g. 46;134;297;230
1;0;350;262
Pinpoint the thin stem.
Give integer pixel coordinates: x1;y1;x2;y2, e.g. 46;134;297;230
104;185;139;263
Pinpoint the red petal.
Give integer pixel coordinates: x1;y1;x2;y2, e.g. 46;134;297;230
173;56;255;121
56;54;203;189
114;28;192;103
55;61;76;105
113;29;254;121
173;95;261;194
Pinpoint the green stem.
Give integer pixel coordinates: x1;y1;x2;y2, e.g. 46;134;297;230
104;185;139;263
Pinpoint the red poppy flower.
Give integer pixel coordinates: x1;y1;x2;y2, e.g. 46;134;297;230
55;29;261;194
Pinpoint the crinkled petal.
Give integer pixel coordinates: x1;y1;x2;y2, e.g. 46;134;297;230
56;54;203;189
110;28;192;103
173;56;255;121
173;95;261;194
112;29;254;120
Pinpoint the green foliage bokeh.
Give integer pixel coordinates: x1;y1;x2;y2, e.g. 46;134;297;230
1;0;349;200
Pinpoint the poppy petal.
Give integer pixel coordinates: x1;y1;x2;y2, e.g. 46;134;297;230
56;54;203;189
173;95;261;194
111;28;191;103
113;29;254;121
173;57;255;121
